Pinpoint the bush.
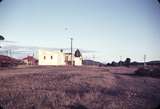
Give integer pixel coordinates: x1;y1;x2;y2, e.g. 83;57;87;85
134;67;160;78
111;61;118;66
124;58;131;67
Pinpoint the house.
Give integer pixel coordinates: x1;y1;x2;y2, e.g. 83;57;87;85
38;49;66;65
64;53;72;65
38;49;83;66
22;56;38;65
0;55;21;67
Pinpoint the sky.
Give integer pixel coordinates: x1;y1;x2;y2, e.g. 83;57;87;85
0;0;160;62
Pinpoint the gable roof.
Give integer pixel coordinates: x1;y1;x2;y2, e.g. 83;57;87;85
22;56;37;61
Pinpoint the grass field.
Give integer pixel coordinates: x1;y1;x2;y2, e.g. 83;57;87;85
0;66;160;109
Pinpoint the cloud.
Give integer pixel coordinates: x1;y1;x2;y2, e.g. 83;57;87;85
2;45;95;53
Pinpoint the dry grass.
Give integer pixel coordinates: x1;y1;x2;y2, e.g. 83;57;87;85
0;66;160;109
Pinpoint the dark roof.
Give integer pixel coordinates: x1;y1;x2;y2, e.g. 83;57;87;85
0;55;19;63
74;49;81;57
22;56;37;61
65;53;72;55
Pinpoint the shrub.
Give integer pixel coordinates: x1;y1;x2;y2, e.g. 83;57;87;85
134;67;160;78
124;58;131;67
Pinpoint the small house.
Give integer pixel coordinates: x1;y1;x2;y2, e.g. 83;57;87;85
38;49;83;66
22;56;38;65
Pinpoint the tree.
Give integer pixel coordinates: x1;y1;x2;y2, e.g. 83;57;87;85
0;35;5;40
0;35;5;48
111;61;118;66
124;58;131;67
74;49;81;57
118;60;124;66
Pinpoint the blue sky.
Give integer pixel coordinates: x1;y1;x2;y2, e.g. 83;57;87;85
0;0;160;62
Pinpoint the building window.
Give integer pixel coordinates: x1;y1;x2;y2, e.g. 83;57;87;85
51;56;53;60
44;56;46;60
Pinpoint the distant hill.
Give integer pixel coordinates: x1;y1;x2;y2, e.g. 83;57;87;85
82;60;103;66
83;60;160;66
147;61;160;65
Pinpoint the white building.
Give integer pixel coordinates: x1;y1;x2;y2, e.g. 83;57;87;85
74;57;82;66
38;49;65;65
38;49;82;66
74;49;83;66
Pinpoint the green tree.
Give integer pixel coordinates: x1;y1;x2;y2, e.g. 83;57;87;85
125;58;131;67
0;35;5;40
0;35;5;48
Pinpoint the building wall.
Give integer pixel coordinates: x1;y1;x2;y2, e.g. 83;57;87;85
38;49;66;65
65;54;72;61
74;57;82;66
38;49;83;66
23;59;29;65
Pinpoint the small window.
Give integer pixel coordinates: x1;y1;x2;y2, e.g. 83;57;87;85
44;56;46;60
51;56;53;59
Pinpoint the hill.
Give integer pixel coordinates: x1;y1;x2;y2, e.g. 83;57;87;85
82;60;103;66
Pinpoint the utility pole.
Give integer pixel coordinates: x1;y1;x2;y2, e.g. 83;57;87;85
70;37;73;66
119;56;122;66
144;54;146;67
8;49;12;57
92;54;95;66
120;56;122;61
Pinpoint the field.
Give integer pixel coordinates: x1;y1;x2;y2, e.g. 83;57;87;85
0;66;160;109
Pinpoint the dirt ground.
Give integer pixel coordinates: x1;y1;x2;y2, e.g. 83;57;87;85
0;66;160;109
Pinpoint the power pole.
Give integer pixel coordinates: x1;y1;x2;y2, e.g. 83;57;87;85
8;49;12;57
119;56;122;66
70;37;73;66
144;54;146;67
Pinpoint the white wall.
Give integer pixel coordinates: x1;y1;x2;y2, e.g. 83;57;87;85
38;49;66;65
74;57;82;66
